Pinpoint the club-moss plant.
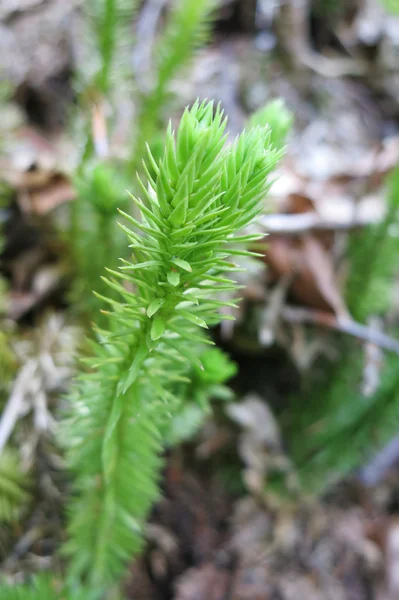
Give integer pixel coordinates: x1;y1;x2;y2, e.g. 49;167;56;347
70;0;218;318
64;100;281;596
0;100;281;598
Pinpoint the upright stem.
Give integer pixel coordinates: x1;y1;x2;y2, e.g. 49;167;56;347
91;343;149;587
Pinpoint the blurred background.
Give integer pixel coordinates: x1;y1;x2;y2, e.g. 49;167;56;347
2;0;399;598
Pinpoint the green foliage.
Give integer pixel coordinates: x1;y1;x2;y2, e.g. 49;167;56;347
70;163;130;319
0;577;54;600
346;167;399;321
70;0;219;320
132;0;217;168
312;0;343;18
70;0;139;317
0;332;16;396
0;575;87;600
77;0;138;96
284;167;399;493
0;449;29;524
249;99;293;150
381;0;399;14
64;100;280;595
167;347;237;445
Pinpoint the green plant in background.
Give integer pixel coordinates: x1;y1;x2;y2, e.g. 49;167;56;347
0;332;16;399
82;0;136;98
0;576;60;600
69;0;218;321
68;0;139;318
166;347;237;445
284;167;399;492
381;0;399;14
73;0;139;160
0;449;29;525
131;0;217;170
346;169;399;322
64;100;280;596
70;164;130;320
0;576;89;600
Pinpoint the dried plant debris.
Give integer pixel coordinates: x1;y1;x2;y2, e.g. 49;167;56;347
138;466;396;600
0;314;80;456
226;394;295;497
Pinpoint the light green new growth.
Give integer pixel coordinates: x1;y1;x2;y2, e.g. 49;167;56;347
381;0;399;14
65;100;281;595
249;99;293;151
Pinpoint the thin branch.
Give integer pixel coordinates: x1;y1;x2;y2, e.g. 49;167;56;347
281;306;399;355
0;361;36;453
259;212;379;235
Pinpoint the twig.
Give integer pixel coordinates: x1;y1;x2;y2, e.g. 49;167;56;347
281;306;399;355
278;0;367;78
259;212;379;235
259;273;293;346
362;316;383;397
0;360;37;453
298;52;367;79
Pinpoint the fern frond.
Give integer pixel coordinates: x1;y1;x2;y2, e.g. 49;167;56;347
65;100;281;595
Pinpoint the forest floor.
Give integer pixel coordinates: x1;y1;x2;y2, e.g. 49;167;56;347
2;1;399;598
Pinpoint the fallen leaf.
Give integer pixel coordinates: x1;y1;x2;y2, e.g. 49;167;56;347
301;235;349;318
265;233;348;316
24;174;75;215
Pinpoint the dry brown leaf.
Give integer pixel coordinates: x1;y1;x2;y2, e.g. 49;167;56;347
7;264;65;320
301;235;349;318
286;192;316;214
266;234;347;314
23;174;75;215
